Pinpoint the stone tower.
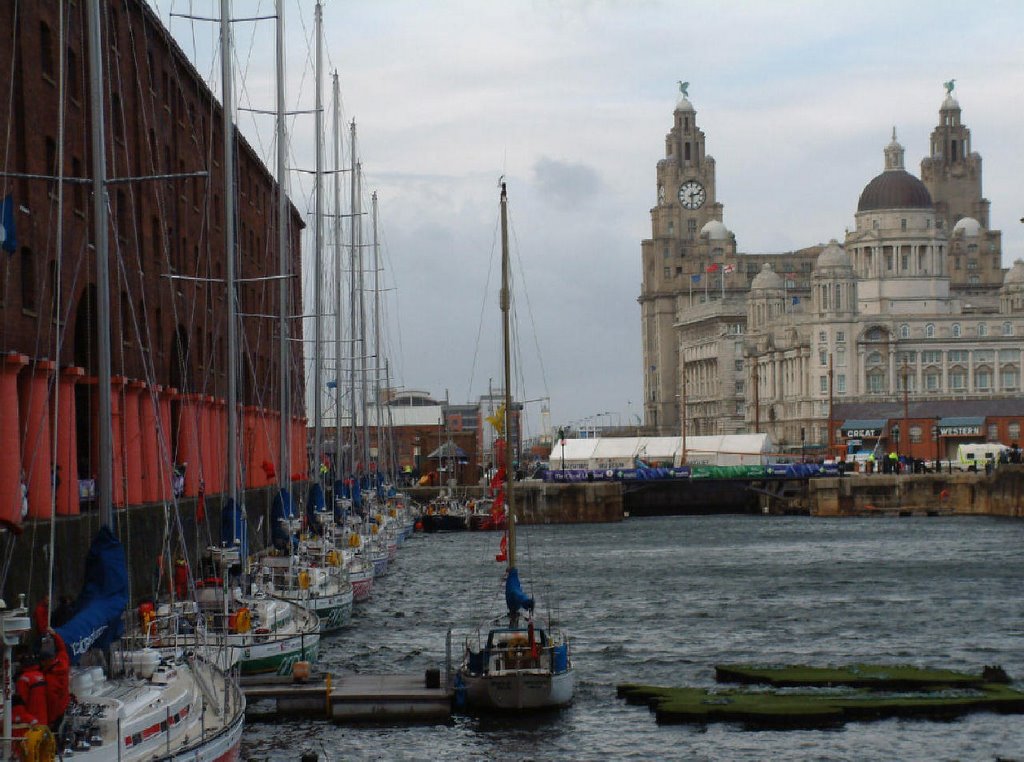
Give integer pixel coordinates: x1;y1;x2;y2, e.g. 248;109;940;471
639;88;731;433
920;87;988;230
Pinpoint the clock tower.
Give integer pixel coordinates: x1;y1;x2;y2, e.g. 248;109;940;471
639;88;733;434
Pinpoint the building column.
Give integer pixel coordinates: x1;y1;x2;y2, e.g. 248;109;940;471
197;395;214;494
968;349;975;391
18;359;56;520
157;388;176;501
139;385;162;504
0;353;29;525
177;394;201;497
123;380;146;507
110;376;128;508
55;366;85;516
887;345;897;395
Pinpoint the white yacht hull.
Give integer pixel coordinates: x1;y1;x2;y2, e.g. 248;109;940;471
461;667;574;711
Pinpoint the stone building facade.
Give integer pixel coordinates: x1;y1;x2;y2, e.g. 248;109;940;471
0;0;307;519
639;87;1019;453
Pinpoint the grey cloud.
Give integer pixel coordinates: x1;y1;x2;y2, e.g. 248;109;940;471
532;157;603;209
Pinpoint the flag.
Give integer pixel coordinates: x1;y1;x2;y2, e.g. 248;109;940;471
791;296;800;305
690;274;701;284
723;263;736;274
485;404;506;435
0;194;16;254
706;263;720;273
495;533;508;562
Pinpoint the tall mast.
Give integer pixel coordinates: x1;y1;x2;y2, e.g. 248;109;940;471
332;72;344;484
357;164;369;476
311;0;324;483
87;0;113;527
347;121;358;480
371;191;382;481
220;0;239;507
500;183;515;568
276;0;290;492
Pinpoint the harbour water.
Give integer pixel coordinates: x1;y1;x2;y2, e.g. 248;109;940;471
243;515;1024;760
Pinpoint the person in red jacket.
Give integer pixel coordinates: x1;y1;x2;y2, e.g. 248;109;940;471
39;630;70;730
15;656;48;729
10;694;40;758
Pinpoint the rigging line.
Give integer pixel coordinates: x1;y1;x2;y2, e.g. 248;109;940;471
507;203;552;404
466;204;503;406
46;0;71;615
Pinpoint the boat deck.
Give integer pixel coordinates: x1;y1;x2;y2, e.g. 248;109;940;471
242;671;452;723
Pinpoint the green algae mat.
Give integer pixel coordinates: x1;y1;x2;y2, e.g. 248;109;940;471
617;664;1024;729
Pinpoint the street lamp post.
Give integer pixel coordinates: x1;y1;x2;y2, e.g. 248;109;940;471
558;426;566;470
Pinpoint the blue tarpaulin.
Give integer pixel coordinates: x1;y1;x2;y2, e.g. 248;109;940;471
55;526;129;664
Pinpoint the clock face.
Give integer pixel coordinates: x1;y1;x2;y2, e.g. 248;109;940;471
678;180;706;210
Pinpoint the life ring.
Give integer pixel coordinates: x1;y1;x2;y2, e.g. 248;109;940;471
326;550;341;566
231;607;252;634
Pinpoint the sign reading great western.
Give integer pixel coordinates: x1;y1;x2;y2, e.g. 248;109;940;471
939;424;982;436
845;428;882;438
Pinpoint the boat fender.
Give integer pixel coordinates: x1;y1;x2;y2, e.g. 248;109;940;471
348;534;361;548
19;725;56;762
138;601;157;636
371;525;379;535
231;607;252;633
298;570;311;590
326;550;341;566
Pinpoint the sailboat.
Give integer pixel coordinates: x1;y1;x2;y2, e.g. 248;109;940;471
456;183;574;711
131;0;321;676
253;5;353;636
1;1;244;758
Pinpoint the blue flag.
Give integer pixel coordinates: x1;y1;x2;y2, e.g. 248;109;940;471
0;195;16;254
690;274;701;283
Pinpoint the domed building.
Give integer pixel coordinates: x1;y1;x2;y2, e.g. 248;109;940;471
640;85;1024;458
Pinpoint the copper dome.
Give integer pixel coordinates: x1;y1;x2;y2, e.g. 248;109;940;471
857;170;933;212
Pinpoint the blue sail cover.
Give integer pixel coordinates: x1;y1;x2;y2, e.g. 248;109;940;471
55;526;129;665
505;567;534;616
219;498;249;559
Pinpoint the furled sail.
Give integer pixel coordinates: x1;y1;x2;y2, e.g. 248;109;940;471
505;567;534;616
55;526;129;665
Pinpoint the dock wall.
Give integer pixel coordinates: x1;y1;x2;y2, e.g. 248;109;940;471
809;465;1024;517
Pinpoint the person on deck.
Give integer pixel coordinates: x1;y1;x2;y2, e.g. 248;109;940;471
15;654;49;728
40;630;70;730
10;694;40;754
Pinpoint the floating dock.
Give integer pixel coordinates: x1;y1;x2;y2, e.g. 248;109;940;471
242;671;452;723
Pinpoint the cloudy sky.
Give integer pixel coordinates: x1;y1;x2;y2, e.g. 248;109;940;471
154;0;1024;439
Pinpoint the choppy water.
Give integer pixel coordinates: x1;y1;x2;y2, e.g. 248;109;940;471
242;516;1024;760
